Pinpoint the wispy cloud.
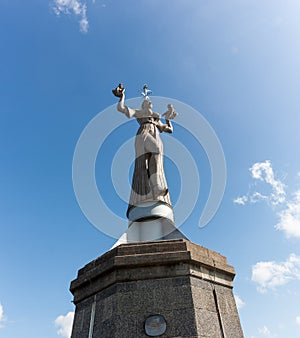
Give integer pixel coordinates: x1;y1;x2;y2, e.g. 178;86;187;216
234;294;245;310
275;190;300;238
250;161;286;205
0;303;7;329
252;253;300;293
259;325;270;336
233;195;248;205
233;160;286;206
258;325;272;336
54;311;74;338
52;0;89;33
234;160;300;239
296;316;300;325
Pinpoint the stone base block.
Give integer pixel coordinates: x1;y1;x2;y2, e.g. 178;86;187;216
70;239;244;338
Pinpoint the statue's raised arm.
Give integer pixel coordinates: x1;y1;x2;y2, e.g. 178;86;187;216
112;83;136;118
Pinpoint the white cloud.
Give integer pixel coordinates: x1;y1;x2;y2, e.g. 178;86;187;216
0;303;7;329
275;190;300;238
52;0;89;33
91;0;106;6
234;160;286;207
249;191;269;203
79;5;89;33
234;294;245;310
250;160;286;205
252;254;300;292
54;312;74;338
234;161;300;239
233;195;248;205
296;316;300;325
258;325;271;336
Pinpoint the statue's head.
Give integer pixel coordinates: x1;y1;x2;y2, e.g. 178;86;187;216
142;97;153;110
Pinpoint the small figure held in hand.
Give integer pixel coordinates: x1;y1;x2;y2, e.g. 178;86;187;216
162;104;178;120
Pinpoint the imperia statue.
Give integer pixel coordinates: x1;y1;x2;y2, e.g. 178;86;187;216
112;84;178;219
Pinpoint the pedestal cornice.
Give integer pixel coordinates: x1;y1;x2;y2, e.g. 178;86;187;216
70;239;235;305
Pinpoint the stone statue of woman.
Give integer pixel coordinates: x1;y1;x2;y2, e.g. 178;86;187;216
113;84;176;220
111;84;186;243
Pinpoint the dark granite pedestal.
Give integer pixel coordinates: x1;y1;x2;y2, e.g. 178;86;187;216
70;239;244;338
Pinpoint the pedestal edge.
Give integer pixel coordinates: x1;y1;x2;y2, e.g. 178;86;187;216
70;239;236;304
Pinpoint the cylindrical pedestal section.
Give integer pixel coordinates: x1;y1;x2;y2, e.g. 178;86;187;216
127;201;174;223
125;201;186;242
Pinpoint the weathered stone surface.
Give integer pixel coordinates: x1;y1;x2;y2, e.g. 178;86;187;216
70;239;244;338
71;297;93;338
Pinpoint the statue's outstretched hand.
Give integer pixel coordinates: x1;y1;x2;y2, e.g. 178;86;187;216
112;83;125;98
162;104;178;120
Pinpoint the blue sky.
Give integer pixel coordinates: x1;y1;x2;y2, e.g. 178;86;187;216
1;1;300;337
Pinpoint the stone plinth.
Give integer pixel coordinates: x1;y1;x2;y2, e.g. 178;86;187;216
70;239;244;338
